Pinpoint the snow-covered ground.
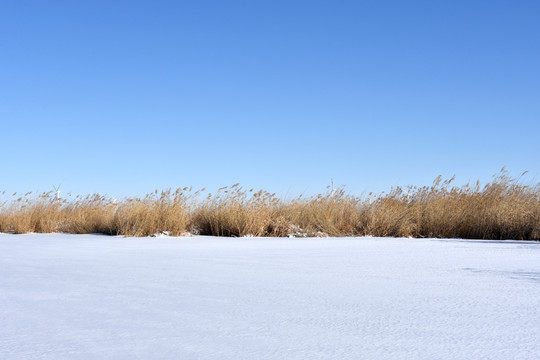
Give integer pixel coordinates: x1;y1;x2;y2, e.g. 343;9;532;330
0;234;538;359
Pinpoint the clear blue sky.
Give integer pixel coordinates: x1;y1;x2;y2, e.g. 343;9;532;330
1;1;539;198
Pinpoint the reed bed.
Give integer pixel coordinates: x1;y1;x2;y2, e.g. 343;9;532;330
1;171;539;240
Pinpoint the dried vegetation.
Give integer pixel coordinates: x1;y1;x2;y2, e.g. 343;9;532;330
1;170;539;240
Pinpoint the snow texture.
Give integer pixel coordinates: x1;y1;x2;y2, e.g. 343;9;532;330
0;234;539;359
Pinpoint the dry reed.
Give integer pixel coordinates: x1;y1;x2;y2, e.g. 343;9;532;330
1;170;539;240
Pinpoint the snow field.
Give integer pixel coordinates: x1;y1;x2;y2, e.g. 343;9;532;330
0;234;539;359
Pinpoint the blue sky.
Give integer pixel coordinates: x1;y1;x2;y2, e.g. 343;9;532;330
1;0;539;198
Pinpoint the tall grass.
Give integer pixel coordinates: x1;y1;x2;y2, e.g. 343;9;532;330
1;171;539;240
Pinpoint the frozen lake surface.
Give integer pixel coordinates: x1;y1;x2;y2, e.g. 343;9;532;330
0;234;539;359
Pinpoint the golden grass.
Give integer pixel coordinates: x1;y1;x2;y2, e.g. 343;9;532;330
1;171;539;240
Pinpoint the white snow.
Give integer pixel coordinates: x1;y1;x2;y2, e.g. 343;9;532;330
0;234;539;359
